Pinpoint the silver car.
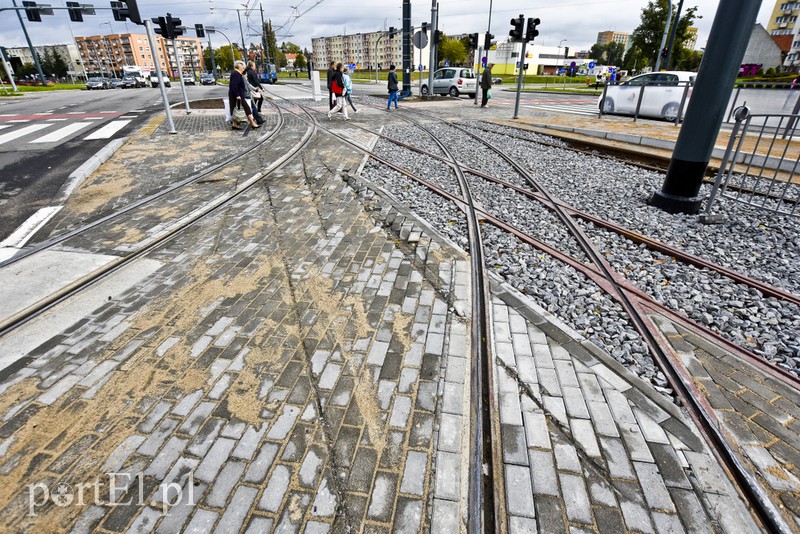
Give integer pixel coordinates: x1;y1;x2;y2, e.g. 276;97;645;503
599;71;696;121
421;68;477;98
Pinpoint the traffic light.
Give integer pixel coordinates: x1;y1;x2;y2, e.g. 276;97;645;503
388;26;397;38
195;23;205;38
152;16;168;37
22;1;41;22
469;33;479;49
434;30;443;45
525;17;540;42
661;47;668;58
509;15;524;41
421;22;429;34
66;1;82;22
166;13;183;38
110;0;141;24
484;33;495;50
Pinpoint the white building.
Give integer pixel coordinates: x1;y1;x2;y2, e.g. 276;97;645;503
4;44;82;77
312;30;431;73
484;40;592;76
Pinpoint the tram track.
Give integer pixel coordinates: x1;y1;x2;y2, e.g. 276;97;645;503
0;104;319;339
277;101;798;532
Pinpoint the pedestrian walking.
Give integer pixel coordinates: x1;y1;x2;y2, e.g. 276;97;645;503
245;60;265;113
387;64;399;111
342;67;359;113
327;63;349;121
327;60;337;110
228;60;260;131
480;62;494;107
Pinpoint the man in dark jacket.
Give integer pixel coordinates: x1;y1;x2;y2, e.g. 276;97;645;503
327;61;336;109
387;64;399;110
480;62;494;107
244;61;265;112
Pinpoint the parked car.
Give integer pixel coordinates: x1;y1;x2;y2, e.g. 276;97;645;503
150;73;171;88
599;71;696;121
492;77;503;85
421;68;477;98
113;76;137;89
200;73;215;85
182;74;195;85
86;77;110;90
110;78;124;89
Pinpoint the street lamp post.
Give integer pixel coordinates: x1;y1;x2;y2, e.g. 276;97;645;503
101;22;117;78
558;39;567;88
206;27;236;68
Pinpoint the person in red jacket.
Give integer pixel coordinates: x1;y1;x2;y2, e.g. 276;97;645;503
327;63;349;121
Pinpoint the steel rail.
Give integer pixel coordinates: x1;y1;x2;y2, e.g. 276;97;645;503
448;121;794;534
0;117;317;339
0;101;286;270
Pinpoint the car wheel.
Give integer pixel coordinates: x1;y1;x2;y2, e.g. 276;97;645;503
449;86;459;97
662;102;680;121
601;97;614;113
421;85;429;96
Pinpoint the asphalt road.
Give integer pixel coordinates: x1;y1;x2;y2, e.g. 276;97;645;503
0;84;227;242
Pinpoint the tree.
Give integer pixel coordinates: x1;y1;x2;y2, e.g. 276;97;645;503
622;46;646;73
51;49;69;77
590;42;627;66
280;42;301;54
675;49;703;71
629;0;698;70
209;45;237;71
263;20;279;66
439;37;467;66
295;53;307;70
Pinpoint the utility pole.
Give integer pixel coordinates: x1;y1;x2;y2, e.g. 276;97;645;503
207;35;217;75
663;0;684;70
427;1;438;96
651;0;760;214
654;0;672;71
11;0;46;85
144;18;176;134
237;10;246;61
260;4;271;68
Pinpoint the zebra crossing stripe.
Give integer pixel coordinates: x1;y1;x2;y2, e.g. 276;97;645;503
31;122;93;143
83;120;132;140
0;124;51;145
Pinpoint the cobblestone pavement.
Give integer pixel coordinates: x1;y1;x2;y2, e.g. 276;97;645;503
1;100;795;533
0;108;469;532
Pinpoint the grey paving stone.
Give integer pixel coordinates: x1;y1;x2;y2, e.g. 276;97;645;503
102;435;147;472
179;402;217;436
559;473;593;524
505;464;535;518
651;512;686;534
304;520;331;534
347;447;378;493
542;395;568;427
172;390;204;417
204;461;246;508
669;488;713;534
138;418;180;457
599;436;636;480
318;362;342;390
441;382;463;415
434;451;461;501
214;485;258;533
400;450;428;496
266;405;301;440
187;418;225;458
232;423;268;461
299;446;325;488
125;506;162;533
274;491;312;533
310;475;337;517
438;413;463;453
569;418;601;458
562;386;590;419
367;471;398;521
523;411;551;450
389;395;412;428
258;464;291;512
535;495;567;534
37;374;81;406
144;436;188;478
633;461;676;512
392;496;423;534
620;499;655;534
155;481;208;534
244;516;275;533
431;498;460;534
501;424;529;466
184;509;218;534
194;437;236;483
529;449;559;496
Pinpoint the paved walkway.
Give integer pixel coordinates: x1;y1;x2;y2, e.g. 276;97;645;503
0;102;788;533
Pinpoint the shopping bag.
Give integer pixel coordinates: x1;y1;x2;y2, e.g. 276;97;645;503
232;101;247;123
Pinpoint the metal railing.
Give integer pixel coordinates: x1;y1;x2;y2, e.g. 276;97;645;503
706;106;800;217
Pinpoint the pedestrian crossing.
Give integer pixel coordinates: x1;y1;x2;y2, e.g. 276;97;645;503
0;112;139;146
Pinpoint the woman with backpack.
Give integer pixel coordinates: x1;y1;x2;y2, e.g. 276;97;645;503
327;63;350;121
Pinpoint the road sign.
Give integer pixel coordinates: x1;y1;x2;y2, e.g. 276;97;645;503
481;57;487;67
588;61;595;69
570;61;576;68
413;31;428;49
444;61;450;67
418;64;423;71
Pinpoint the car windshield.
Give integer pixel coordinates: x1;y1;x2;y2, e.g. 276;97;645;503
460;70;474;78
123;77;133;81
88;78;102;82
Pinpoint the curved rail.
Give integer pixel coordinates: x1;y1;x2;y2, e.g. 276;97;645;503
0;101;286;270
0;112;317;339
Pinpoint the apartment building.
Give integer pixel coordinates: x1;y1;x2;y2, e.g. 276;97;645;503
3;44;81;75
767;1;800;35
75;33;202;77
596;31;629;48
312;30;431;71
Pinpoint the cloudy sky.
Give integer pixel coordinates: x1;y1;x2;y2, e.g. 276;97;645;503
0;0;777;55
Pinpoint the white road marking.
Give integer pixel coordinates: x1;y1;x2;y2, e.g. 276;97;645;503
31;122;93;143
0;125;11;131
131;109;146;113
119;115;138;119
83;120;131;140
0;124;51;145
46;118;69;121
67;111;84;114
0;206;62;248
9;119;29;123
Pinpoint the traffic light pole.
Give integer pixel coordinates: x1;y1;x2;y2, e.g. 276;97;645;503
513;39;528;119
473;46;482;105
171;39;192;114
11;0;47;86
654;0;672;72
144;19;176;134
207;35;217;75
426;1;438;95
